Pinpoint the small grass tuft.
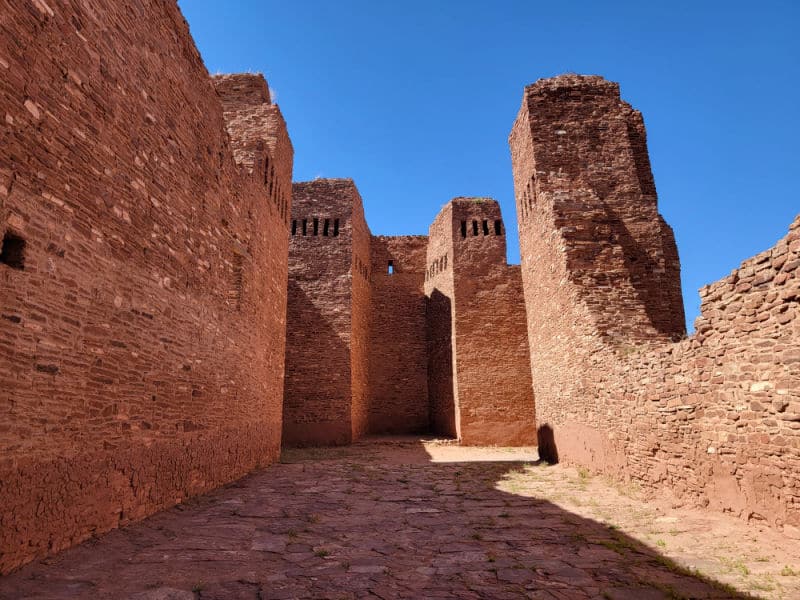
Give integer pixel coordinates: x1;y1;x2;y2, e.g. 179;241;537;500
192;581;206;593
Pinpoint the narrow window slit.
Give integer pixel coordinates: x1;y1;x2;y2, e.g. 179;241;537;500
302;219;307;236
333;219;340;237
482;220;489;236
313;217;319;236
460;220;467;238
291;220;297;236
494;220;502;235
323;219;330;236
472;220;478;236
388;260;394;275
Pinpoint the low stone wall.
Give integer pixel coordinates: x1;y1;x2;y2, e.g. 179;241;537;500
538;216;800;534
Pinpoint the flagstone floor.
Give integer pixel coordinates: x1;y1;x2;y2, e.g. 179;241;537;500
1;438;798;599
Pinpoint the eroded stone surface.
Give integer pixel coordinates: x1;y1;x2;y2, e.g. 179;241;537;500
2;439;797;599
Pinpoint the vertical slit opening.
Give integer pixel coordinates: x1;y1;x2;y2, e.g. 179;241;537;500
494;220;502;235
482;220;489;235
323;219;330;236
313;217;319;236
472;220;478;236
302;219;307;236
333;219;340;237
460;220;467;238
291;220;297;236
388;260;394;275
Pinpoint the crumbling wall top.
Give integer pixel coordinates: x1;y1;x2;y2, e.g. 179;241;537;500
213;73;271;107
524;74;620;98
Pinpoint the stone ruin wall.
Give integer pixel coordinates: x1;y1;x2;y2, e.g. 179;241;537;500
350;186;372;441
283;179;358;446
286;189;537;446
369;235;430;434
424;199;537;445
424;203;459;437
0;0;290;574
447;199;536;445
511;75;800;534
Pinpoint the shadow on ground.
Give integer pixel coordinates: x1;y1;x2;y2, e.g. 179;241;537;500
0;438;759;599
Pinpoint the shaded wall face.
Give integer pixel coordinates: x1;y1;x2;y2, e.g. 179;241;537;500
283;180;359;446
425;206;458;437
368;236;429;434
349;195;372;440
0;1;288;574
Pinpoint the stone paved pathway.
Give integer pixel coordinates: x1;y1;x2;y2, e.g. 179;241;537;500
1;438;799;599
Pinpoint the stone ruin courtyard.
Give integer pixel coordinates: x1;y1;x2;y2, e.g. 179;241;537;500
1;0;799;598
1;438;799;600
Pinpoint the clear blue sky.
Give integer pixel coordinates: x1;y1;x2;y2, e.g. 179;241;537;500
179;0;798;330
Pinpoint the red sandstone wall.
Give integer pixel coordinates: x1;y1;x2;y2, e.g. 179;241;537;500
368;236;429;433
511;74;800;534
425;204;459;437
449;199;536;446
425;199;536;445
0;0;289;574
350;191;372;440
213;74;293;229
514;75;684;344
283;179;362;446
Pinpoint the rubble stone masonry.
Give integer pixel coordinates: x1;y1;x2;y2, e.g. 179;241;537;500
2;0;798;577
0;0;290;573
369;235;430;434
283;179;366;446
425;199;537;446
286;191;536;447
511;74;800;534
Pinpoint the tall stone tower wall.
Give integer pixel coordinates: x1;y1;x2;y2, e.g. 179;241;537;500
424;203;459;436
368;235;430;434
511;75;800;533
512;75;684;344
283;179;368;446
0;1;290;574
425;198;536;445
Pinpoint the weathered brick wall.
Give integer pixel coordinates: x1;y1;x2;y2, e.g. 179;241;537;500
368;236;430;434
450;199;536;445
425;199;536;444
283;179;361;446
213;74;293;229
350;190;372;440
511;74;800;533
513;75;684;344
425;204;459;437
0;0;289;574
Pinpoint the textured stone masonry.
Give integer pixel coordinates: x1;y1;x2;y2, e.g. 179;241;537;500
284;188;536;447
0;0;290;574
510;74;800;535
1;0;798;579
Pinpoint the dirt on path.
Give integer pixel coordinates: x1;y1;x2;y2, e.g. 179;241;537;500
1;438;798;599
